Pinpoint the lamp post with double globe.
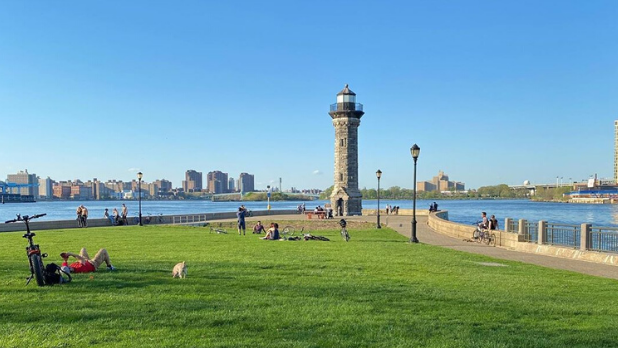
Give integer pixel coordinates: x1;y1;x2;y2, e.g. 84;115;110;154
376;169;382;229
137;172;143;226
410;144;420;243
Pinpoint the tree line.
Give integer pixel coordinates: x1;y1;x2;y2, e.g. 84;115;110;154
319;184;547;200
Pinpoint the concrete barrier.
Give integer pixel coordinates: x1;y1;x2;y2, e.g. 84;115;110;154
427;210;617;266
0;210;298;233
362;209;429;216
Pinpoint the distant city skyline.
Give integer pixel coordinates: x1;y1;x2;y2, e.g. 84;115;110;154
1;168;325;198
1;2;616;190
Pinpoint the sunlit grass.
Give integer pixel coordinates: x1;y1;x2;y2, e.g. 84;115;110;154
0;223;617;348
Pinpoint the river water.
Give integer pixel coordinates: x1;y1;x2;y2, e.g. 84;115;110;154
2;199;618;228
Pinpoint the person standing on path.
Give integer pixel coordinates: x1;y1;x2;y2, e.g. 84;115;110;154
81;205;89;227
121;204;128;226
76;205;83;227
112;208;120;225
237;207;246;235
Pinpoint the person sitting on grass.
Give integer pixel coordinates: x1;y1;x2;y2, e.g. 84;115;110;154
253;221;266;234
60;248;116;273
261;223;280;240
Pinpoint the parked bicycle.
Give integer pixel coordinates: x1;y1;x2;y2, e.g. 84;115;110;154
144;213;164;224
205;223;227;234
5;213;48;286
281;226;304;240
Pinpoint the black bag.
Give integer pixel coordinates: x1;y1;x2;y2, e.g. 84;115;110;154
43;263;71;285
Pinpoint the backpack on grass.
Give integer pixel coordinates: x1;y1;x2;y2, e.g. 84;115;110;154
43;263;71;285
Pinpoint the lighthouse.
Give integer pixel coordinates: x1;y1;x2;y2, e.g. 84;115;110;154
328;84;364;216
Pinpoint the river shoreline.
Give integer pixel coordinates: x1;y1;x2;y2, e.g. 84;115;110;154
2;199;617;227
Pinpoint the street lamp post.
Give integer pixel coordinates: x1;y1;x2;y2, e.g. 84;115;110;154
137;171;143;226
376;169;382;229
410;144;420;243
267;185;271;211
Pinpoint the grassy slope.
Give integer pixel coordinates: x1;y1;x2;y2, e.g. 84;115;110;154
0;223;617;348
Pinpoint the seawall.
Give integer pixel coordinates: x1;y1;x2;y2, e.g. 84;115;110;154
0;210;298;233
427;210;618;267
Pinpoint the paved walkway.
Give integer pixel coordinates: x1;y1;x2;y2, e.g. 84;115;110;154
219;213;618;280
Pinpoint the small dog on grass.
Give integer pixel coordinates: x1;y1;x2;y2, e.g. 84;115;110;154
172;261;187;278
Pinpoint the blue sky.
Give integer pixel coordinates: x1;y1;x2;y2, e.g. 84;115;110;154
1;1;617;190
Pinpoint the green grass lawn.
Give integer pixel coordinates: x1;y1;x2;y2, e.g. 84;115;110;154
1;223;617;348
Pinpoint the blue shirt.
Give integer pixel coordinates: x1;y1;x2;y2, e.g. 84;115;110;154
237;210;246;222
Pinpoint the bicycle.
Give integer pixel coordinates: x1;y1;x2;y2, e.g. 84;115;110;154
5;213;48;286
206;223;227;234
281;226;304;240
339;219;350;242
472;222;496;246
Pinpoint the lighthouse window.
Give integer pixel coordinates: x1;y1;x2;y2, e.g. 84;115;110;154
340;173;343;181
340;138;347;147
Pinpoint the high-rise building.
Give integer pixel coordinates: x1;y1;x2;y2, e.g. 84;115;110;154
7;170;38;197
417;171;465;192
53;183;71;199
38;177;53;199
228;177;235;192
182;170;202;192
207;171;228;194
152;179;173;197
329;85;363;216
238;173;255;193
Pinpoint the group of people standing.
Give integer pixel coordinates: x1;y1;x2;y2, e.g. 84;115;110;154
385;204;400;215
103;204;128;226
76;205;89;227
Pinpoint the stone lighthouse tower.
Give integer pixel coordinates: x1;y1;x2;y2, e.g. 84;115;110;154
329;84;364;216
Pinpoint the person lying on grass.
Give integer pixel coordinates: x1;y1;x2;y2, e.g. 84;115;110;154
261;223;280;240
60;248;116;273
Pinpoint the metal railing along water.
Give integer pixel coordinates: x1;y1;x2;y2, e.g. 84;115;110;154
507;219;518;233
589;227;618;253
545;223;580;249
524;222;538;243
172;214;208;224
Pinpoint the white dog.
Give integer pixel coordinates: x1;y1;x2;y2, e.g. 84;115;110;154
172;261;187;278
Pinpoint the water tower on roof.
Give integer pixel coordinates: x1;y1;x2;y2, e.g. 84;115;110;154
328;84;364;216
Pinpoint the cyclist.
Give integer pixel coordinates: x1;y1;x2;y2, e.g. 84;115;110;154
479;212;489;229
489;215;498;230
60;248;116;273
